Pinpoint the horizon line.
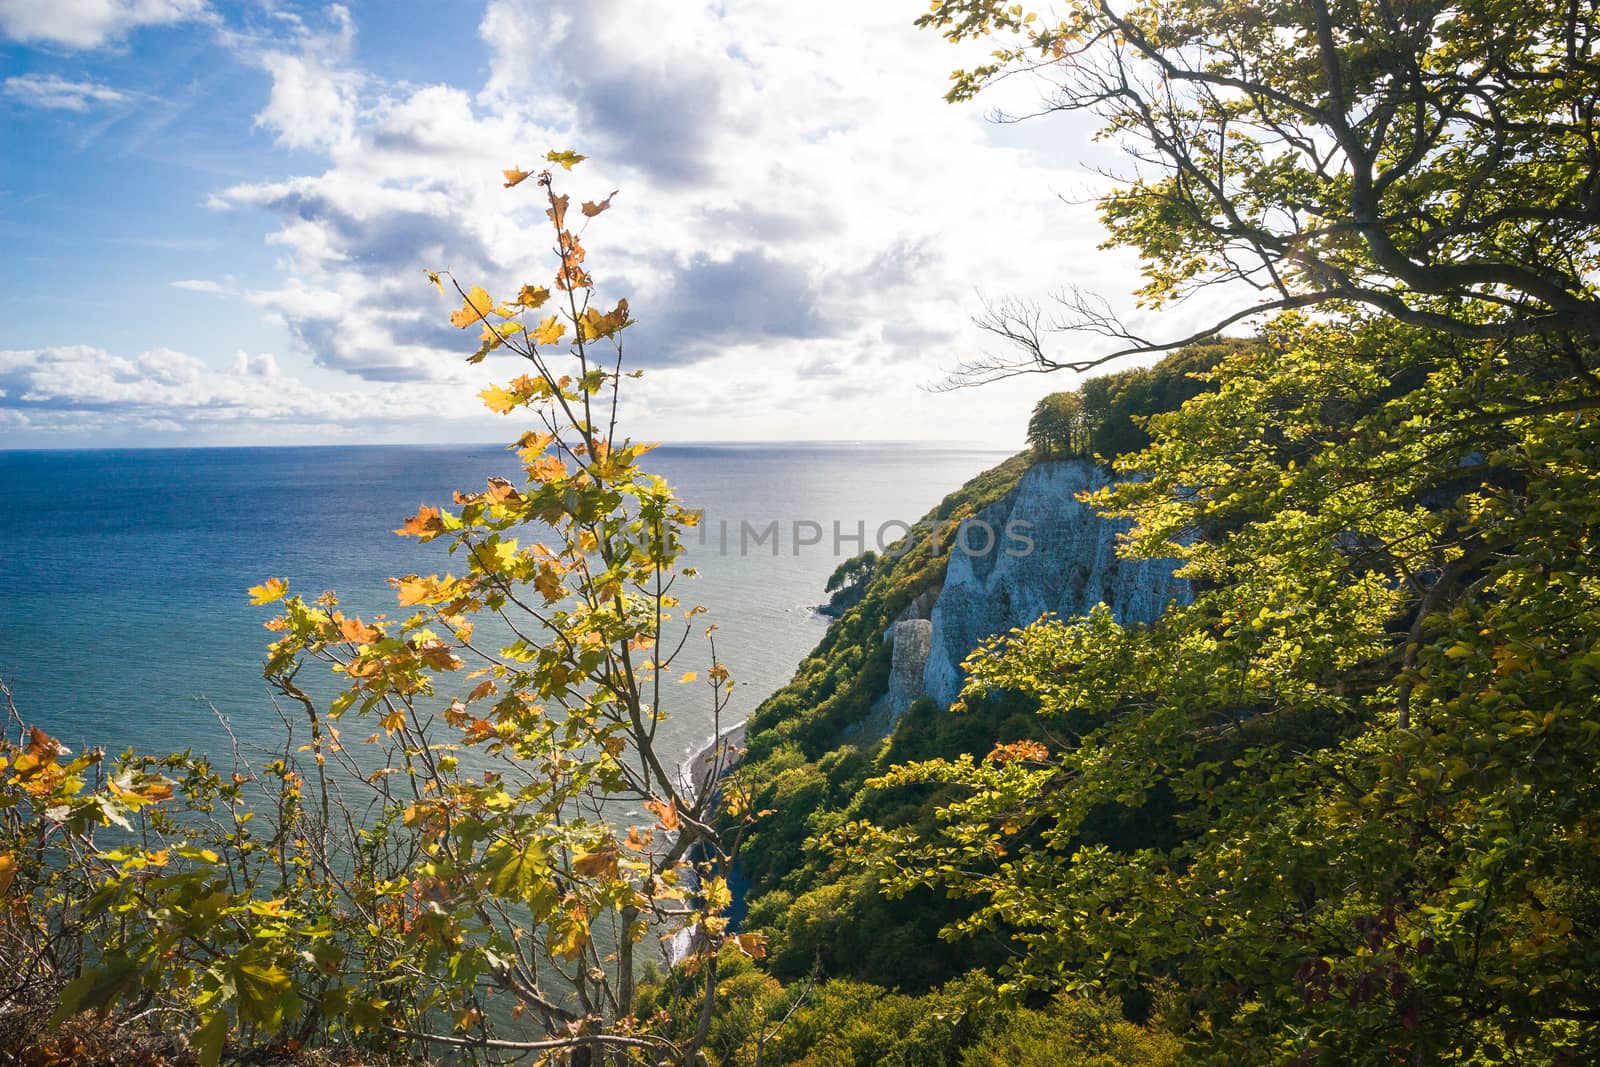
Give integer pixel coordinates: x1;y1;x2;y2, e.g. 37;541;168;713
0;438;1021;455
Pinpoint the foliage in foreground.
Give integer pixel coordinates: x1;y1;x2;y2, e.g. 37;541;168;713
0;159;759;1065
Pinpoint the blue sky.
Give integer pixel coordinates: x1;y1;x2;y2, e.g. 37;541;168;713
0;0;1193;448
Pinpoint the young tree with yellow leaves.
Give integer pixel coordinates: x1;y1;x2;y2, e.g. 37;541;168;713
0;156;761;1066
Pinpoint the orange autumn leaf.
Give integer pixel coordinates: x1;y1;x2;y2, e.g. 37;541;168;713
644;798;680;832
338;615;380;645
732;932;768;960
572;844;619;879
988;739;1050;764
395;504;448;540
485;477;522;504
502;166;532;188
527;455;567;483
546;193;569;230
581;191;617;218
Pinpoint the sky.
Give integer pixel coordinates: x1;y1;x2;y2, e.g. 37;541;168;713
0;0;1201;449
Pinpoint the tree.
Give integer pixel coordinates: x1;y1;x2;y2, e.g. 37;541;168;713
0;157;764;1065
1026;390;1092;457
822;550;879;615
922;0;1600;383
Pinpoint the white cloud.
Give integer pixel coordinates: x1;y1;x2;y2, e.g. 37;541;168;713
0;0;206;49
3;72;128;110
181;0;1146;411
244;5;360;151
0;344;481;438
170;277;228;293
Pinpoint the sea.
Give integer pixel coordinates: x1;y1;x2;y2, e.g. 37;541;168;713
0;443;1010;774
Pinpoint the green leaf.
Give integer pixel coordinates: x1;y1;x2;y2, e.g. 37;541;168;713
50;954;139;1024
233;958;295;1029
483;838;547;899
192;1010;228;1067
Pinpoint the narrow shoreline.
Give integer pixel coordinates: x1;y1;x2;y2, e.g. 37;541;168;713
681;719;747;802
662;720;749;967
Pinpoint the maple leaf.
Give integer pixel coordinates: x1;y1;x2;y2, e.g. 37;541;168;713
450;286;494;328
395;575;438;606
480;384;519;414
579;299;630;340
533;316;566;346
545;149;586;170
546;193;569;230
248;577;289;605
644;798;680;832
533;563;565;602
502;167;532;187
732;932;768;960
516;284;550;309
395;504;448;539
581;191;617;217
573;844;619;879
338;615;380;645
485;477;521;503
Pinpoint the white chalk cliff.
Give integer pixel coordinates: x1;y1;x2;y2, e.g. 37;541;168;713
878;459;1191;719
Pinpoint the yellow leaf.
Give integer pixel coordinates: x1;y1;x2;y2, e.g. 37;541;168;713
545;149;586;170
450;286;494;328
395;576;435;606
425;269;445;294
579;299;629;341
0;853;15;898
516;284;550;309
249;577;289;605
502;167;532;187
677;671;698;685
480;384;519;414
533;316;565;346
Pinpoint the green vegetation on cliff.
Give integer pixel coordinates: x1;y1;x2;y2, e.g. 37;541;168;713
731;346;1221;994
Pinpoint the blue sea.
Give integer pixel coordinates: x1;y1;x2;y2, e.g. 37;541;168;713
0;443;1008;771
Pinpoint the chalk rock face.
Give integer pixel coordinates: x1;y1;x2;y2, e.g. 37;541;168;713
873;582;942;719
881;459;1191;720
882;617;933;716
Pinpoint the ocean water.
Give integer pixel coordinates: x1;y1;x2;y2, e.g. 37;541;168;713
0;443;1009;771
